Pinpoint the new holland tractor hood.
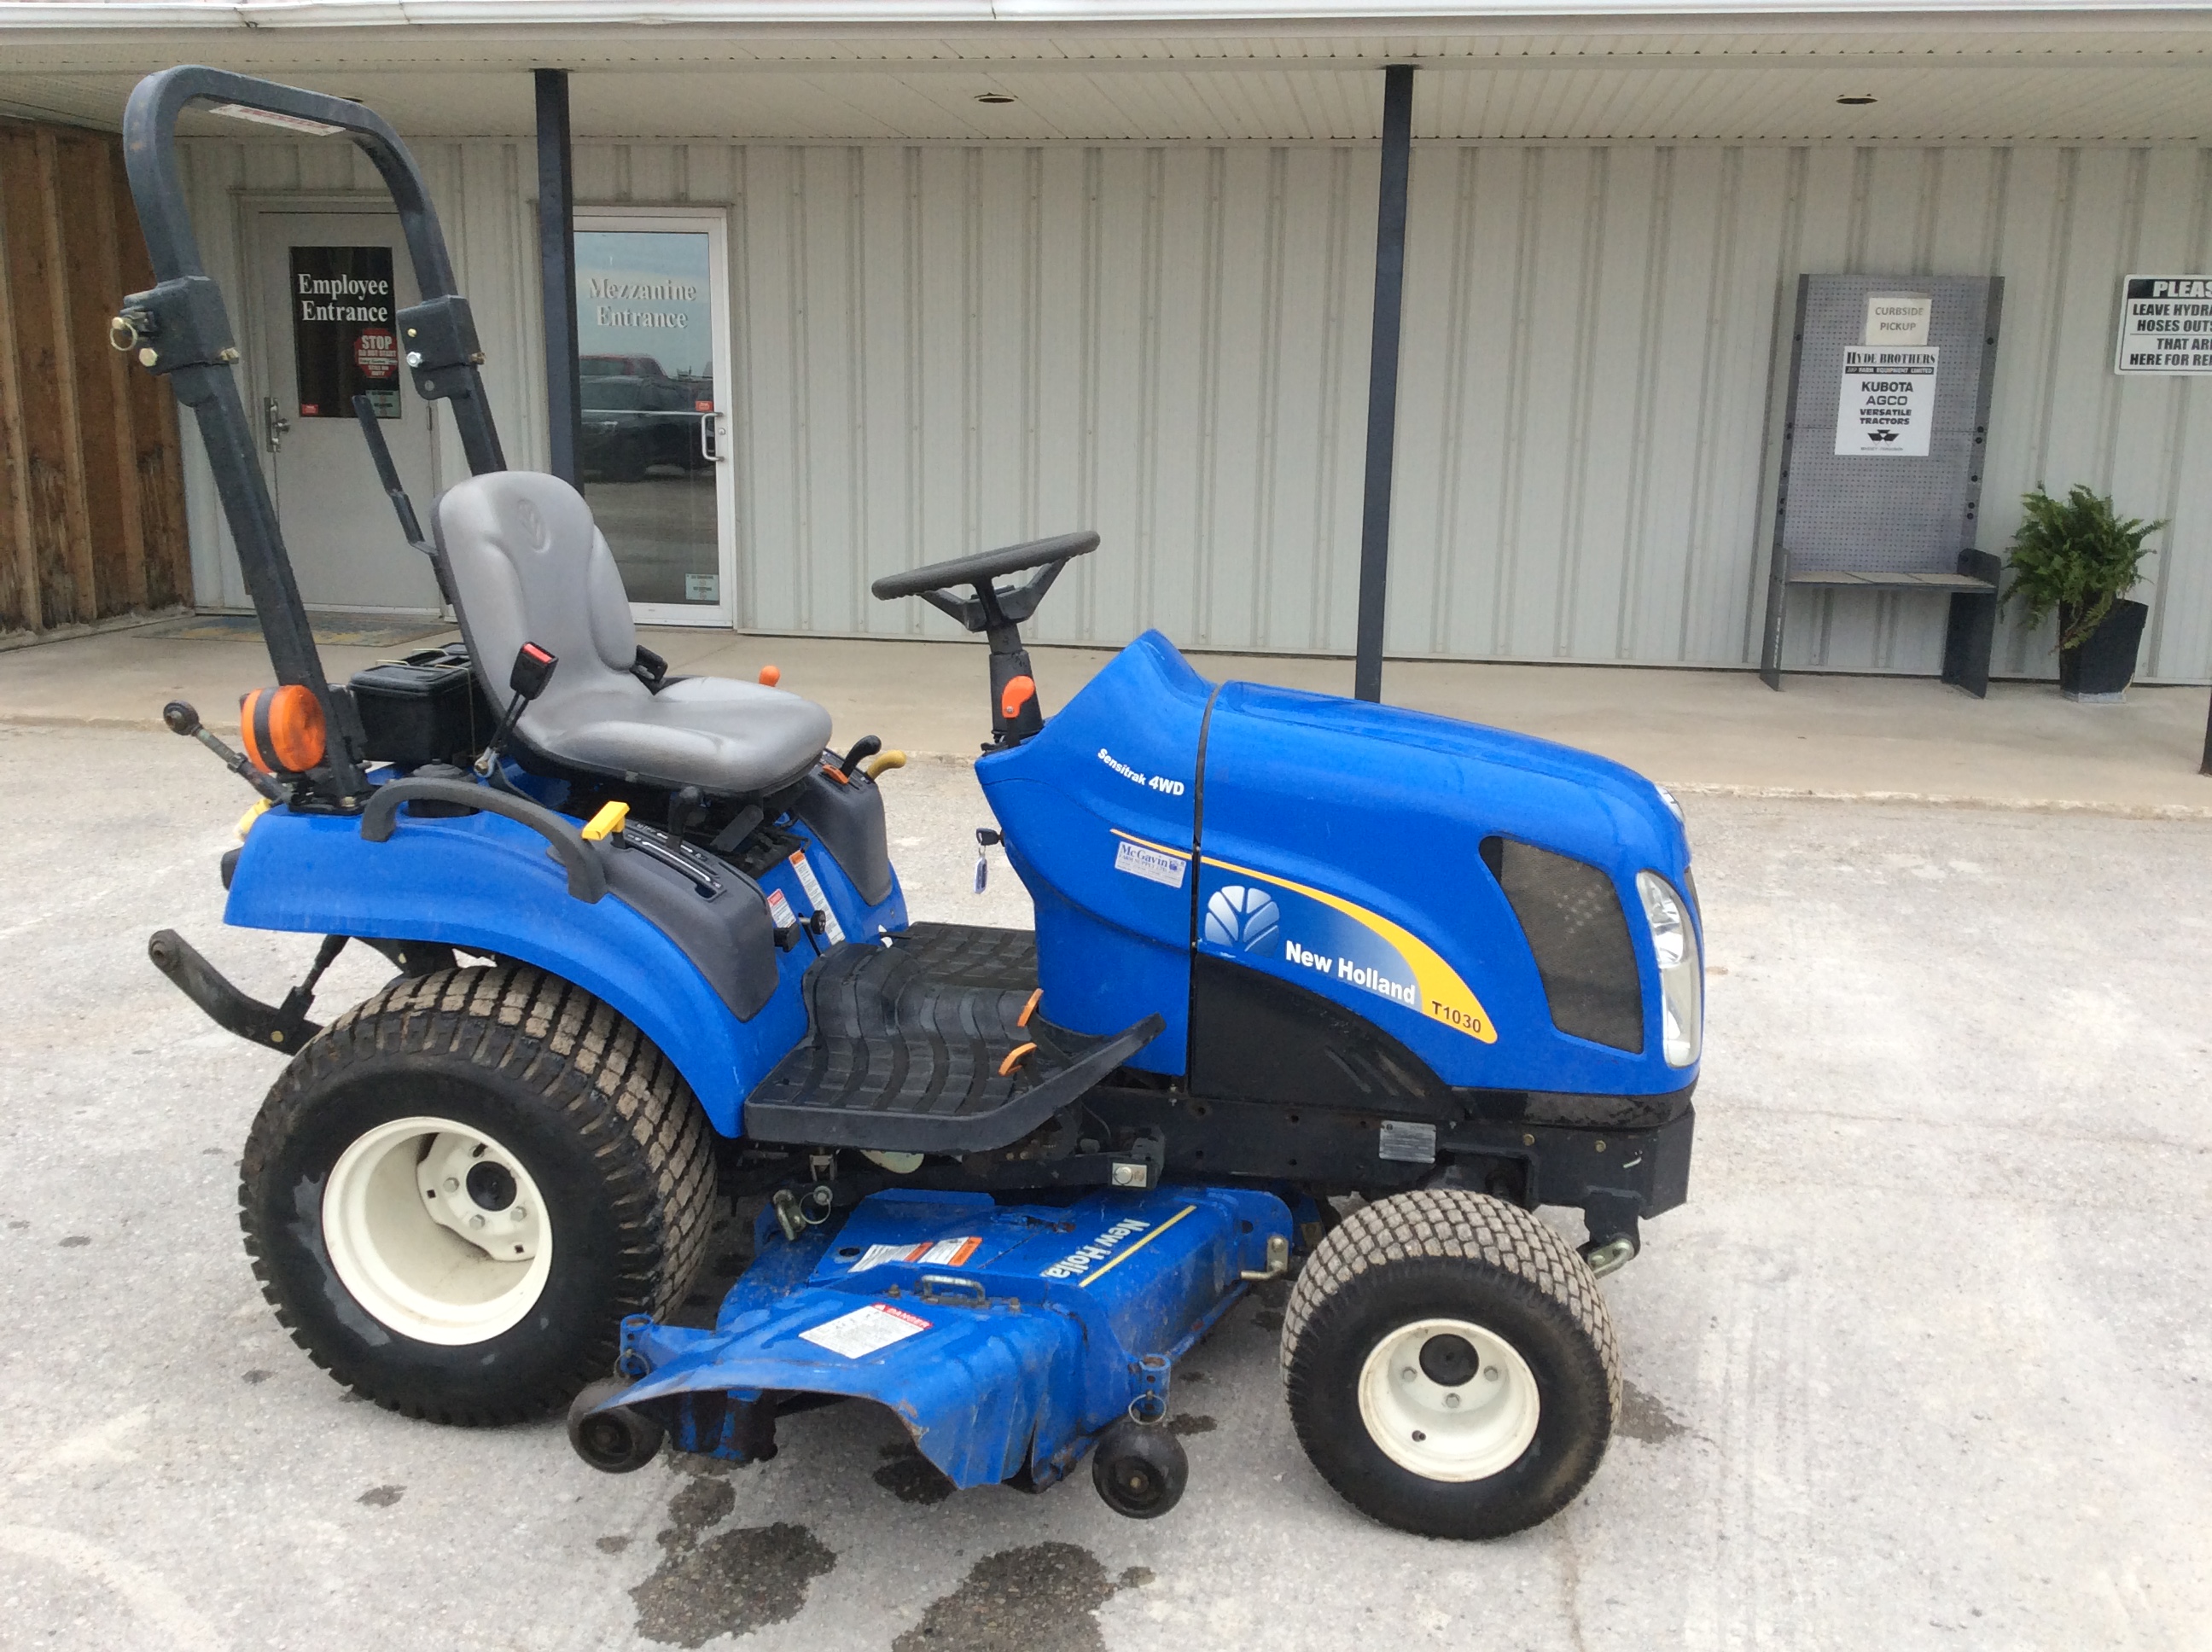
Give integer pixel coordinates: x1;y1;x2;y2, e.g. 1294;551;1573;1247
979;631;1701;1100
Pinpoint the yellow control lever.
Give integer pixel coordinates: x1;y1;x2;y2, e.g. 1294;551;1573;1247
863;749;907;780
581;800;630;841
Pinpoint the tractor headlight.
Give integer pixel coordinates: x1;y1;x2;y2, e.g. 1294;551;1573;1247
1635;871;1702;1067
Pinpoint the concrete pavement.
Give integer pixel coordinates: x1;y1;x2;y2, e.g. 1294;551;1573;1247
1;720;2207;1650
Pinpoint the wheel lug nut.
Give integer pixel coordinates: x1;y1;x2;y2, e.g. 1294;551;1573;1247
1444;1393;1460;1409
511;1208;527;1222
469;1214;485;1229
445;1178;459;1191
1484;1367;1499;1382
1401;1368;1417;1382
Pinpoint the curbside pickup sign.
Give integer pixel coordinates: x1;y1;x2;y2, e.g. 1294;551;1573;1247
1835;347;1937;456
2114;276;2212;374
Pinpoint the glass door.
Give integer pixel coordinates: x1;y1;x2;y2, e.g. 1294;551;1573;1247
573;210;735;625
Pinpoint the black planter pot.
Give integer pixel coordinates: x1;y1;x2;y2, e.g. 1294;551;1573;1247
2058;598;2149;701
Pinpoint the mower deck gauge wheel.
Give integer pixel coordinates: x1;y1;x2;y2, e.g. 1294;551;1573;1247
322;1116;553;1345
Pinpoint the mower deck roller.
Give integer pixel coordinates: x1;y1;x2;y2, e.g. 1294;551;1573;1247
124;63;1700;1539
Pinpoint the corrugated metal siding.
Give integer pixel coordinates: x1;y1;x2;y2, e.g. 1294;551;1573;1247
178;135;2212;682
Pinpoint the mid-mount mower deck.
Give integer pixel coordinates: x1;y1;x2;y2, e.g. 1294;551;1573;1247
121;67;1701;1539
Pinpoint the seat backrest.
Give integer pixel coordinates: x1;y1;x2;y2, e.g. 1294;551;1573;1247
433;471;645;732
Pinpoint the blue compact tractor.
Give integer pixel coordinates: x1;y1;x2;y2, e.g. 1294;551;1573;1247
120;68;1698;1539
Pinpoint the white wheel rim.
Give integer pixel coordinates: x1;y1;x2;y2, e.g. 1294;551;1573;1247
321;1115;553;1346
1357;1318;1540;1482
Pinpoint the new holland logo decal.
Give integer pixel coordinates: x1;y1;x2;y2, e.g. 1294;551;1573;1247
1198;860;1497;1043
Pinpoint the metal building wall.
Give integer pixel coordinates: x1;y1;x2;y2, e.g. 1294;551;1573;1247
178;137;2212;683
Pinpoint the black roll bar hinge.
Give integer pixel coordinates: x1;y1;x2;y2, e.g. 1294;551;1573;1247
110;276;238;375
398;294;486;392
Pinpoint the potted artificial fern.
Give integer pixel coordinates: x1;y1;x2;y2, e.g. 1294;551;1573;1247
2001;484;2163;701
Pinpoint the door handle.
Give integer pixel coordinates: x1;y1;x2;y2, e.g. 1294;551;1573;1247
263;397;290;454
699;410;724;463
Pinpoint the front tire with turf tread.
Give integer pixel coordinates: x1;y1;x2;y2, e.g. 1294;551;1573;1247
1281;1188;1620;1539
239;964;715;1425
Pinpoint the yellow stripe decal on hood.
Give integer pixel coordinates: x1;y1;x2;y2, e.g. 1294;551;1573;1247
1200;855;1497;1044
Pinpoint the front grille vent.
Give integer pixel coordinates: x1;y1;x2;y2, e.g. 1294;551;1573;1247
1481;836;1643;1054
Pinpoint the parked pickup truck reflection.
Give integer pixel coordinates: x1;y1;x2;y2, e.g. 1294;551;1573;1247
579;356;713;481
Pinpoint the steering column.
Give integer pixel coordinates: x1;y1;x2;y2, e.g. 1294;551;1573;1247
870;530;1099;750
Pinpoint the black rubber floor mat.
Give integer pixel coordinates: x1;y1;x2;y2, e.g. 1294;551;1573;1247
742;922;1161;1154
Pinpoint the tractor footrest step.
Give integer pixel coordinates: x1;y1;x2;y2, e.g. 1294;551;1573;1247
742;922;1162;1154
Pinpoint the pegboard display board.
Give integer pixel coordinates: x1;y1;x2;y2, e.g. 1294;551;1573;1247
1773;274;2003;576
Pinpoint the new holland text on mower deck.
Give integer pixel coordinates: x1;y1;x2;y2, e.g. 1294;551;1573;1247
120;67;1699;1539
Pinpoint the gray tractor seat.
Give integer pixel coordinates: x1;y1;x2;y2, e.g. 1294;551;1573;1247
433;471;832;797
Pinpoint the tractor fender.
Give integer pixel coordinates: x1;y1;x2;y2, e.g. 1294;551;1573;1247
223;805;813;1135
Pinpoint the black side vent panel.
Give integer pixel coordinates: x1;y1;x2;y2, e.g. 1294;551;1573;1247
1481;836;1643;1055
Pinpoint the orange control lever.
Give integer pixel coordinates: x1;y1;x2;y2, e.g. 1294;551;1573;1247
758;664;781;687
1000;674;1037;722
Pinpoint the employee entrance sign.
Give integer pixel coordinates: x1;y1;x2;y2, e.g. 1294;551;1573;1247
2114;276;2212;374
289;245;399;418
1834;347;1937;456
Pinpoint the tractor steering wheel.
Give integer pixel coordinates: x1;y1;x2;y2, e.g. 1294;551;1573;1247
870;531;1097;632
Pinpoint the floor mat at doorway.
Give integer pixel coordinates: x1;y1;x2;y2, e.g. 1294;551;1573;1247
135;612;456;648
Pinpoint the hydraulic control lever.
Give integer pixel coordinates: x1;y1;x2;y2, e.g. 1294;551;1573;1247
474;642;558;777
837;735;881;777
163;700;285;801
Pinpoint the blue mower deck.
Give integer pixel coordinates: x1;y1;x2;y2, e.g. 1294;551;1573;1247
595;1186;1291;1489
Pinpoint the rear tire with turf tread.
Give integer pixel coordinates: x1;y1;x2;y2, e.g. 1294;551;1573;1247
239;963;715;1425
1280;1188;1619;1539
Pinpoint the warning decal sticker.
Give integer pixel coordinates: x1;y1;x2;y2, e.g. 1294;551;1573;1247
798;1302;932;1359
847;1236;982;1274
788;851;847;944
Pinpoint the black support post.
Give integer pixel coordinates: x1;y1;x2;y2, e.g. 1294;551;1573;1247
534;68;582;487
2201;687;2212;777
1353;64;1415;705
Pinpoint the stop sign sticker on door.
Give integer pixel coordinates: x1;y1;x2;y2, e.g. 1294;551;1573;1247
354;328;398;379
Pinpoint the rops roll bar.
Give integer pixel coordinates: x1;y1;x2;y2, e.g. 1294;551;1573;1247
115;67;510;804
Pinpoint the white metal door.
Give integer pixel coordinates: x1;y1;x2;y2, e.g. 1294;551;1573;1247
574;209;736;626
248;209;441;613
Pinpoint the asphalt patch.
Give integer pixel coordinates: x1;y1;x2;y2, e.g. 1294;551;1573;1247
1617;1382;1689;1444
630;1470;835;1647
894;1542;1148;1652
357;1485;404;1508
875;1440;956;1505
597;1535;632;1554
57;1236;90;1248
242;1370;271;1385
1166;1413;1216;1436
